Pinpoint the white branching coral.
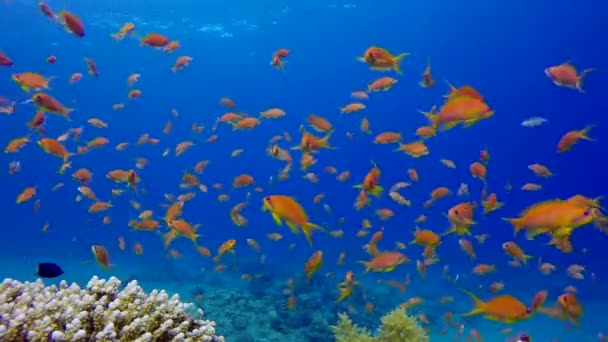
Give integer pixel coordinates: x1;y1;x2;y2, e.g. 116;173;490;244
0;276;224;342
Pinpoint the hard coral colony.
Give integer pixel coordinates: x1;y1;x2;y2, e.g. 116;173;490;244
0;1;605;342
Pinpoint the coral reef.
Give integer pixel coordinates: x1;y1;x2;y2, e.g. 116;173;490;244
200;284;333;342
332;313;373;342
0;276;224;342
333;307;428;342
376;307;428;342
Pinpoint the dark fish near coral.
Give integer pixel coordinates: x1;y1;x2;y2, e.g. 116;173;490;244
36;262;64;278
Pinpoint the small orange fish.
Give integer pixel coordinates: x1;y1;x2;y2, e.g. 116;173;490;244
419;57;435;88
359;252;408;272
141;33;169;47
358;46;409;74
545;62;596;92
92;245;110;269
557;125;595;152
59;10;85;37
502;241;532;264
16;186;36;204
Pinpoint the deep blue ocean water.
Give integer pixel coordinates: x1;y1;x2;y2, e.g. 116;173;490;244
1;0;607;341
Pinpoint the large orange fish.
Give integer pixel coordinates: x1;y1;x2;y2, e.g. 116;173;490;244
424;96;494;130
461;290;533;323
504;199;593;239
262;195;323;245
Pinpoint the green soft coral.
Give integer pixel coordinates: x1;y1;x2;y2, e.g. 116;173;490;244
376;307;428;342
331;313;374;342
332;307;428;342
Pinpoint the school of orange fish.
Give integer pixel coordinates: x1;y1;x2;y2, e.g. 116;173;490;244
1;3;606;341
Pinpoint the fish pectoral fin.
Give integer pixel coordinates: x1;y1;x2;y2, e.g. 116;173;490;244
463;118;480;128
554;226;573;237
370;185;384;198
285;221;299;234
271;212;283;226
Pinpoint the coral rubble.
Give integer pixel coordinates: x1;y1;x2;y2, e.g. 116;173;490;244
0;276;224;342
333;307;428;342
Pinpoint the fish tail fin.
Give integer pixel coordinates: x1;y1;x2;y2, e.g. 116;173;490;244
503;217;525;236
420;110;439;128
392;53;409;74
460;289;485;317
63;152;73;162
303;222;324;246
577;68;597;92
580;125;596;141
321;130;336;149
441;225;457;236
523;254;534;264
356;260;371;272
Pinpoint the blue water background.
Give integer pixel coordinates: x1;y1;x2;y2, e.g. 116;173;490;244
1;0;607;340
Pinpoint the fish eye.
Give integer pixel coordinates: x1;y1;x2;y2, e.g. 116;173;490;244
525;307;532;314
264;196;271;203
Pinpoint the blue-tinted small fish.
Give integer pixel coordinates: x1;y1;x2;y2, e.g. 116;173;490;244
36;262;64;278
521;117;548;128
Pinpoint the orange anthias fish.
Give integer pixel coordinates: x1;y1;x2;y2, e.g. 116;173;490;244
305;250;323;281
12;72;53;92
557;125;595;152
359;252;408;272
336;271;359;303
419;57;435;88
504;199;593;239
262;195;324;245
539;292;584;326
358;46;410;74
0;52;13;67
38;138;71;161
92;245;110;269
58;10;85;38
444;202;476;235
112;22;135;40
461;290;533;323
545;62;596;92
423;95;495;131
213;239;236;263
556;292;584;325
292;129;334;152
141;33;169;47
353;162;383;197
31;93;74;119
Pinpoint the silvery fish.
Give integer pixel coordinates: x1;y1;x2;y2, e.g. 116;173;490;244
521;117;548;128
